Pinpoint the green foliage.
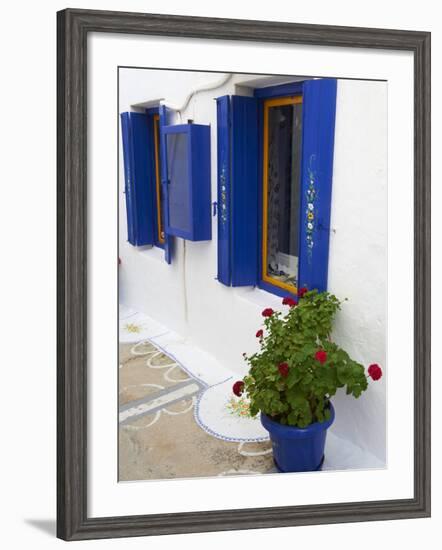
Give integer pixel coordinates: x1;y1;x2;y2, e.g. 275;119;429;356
242;290;369;428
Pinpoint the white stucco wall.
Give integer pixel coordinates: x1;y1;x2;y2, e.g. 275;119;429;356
118;69;387;463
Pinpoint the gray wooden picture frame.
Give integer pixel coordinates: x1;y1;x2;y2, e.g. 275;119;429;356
57;8;431;541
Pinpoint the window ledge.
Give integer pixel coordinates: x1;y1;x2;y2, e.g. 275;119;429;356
136;245;165;263
233;286;285;310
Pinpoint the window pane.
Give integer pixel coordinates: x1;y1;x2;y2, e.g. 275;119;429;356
264;99;302;291
166;132;191;233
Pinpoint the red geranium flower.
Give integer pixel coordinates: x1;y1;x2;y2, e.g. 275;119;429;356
232;380;245;396
256;329;263;338
278;362;289;377
315;349;327;364
368;364;383;381
282;296;297;307
262;308;274;317
298;287;308;298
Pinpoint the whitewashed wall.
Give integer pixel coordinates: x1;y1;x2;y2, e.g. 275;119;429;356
118;69;387;463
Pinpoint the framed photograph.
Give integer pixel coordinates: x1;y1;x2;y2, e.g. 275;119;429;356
57;8;431;541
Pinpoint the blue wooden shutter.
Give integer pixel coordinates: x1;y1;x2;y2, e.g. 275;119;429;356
231;96;259;286
120;112;136;244
159;105;174;263
216;96;231;285
216;95;259;286
298;79;337;293
120;112;155;246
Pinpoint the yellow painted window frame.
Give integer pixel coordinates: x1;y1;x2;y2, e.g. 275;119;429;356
153;114;165;245
262;95;303;294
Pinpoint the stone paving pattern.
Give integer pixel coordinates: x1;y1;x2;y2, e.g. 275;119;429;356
119;341;274;481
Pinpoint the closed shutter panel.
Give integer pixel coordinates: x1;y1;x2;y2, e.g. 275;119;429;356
298;79;337;293
120;112;155;246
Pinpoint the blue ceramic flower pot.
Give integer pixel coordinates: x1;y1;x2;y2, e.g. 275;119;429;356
261;403;335;472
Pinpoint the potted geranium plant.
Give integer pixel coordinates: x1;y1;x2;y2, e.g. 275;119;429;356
232;288;383;473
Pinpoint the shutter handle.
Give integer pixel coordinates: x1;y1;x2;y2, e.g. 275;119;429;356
212;201;218;216
318;222;336;234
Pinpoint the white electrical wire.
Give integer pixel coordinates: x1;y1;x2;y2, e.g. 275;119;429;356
160;73;232;116
163;74;233;329
162;74;232;327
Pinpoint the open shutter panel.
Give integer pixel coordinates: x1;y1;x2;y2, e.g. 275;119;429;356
216;96;231;286
120;112;155;246
159;105;174;263
230;95;259;286
216;95;259;287
298;79;337;293
120;112;136;245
